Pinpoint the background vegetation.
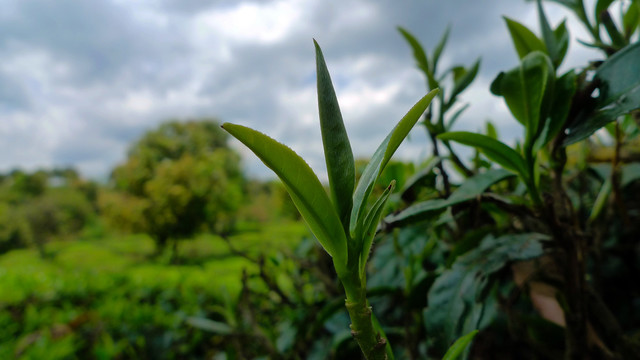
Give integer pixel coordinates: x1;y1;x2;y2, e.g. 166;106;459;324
1;0;640;359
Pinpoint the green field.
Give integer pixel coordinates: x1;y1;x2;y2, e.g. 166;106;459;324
0;221;309;359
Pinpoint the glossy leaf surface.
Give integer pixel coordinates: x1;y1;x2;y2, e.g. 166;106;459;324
425;233;547;346
314;40;355;231
438;132;528;177
350;89;438;237
565;42;640;144
221;123;348;270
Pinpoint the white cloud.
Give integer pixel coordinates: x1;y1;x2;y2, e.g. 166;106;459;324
0;0;617;181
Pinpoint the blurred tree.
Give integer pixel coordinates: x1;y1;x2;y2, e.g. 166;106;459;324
0;169;96;256
104;120;244;257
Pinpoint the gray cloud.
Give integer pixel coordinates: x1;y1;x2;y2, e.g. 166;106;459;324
0;0;603;180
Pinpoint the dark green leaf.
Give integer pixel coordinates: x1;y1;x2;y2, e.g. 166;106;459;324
504;17;546;59
565;42;640;144
537;0;568;67
314;40;355;231
490;52;554;149
438;132;528;178
601;9;627;47
553;20;570;68
542;70;577;146
222;123;348;271
424;233;547;345
595;0;616;26
450;59;481;101
398;27;439;90
623;0;640;38
385;169;514;226
350;90;438;237
400;156;441;198
443;330;480;360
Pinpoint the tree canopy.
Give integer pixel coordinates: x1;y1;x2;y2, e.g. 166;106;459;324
102;120;244;250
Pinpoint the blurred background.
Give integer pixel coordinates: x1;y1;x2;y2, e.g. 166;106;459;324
0;0;617;359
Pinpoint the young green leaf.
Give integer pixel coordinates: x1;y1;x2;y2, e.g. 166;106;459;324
553;20;570;66
359;181;395;278
504;16;547;59
490;51;554;149
438;132;529;178
432;26;451;73
350;89;439;238
442;330;479;360
450;59;481;101
398;27;439;90
221;123;348;271
314;40;355;232
537;0;569;67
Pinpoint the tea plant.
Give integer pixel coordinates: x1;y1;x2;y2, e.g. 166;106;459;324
383;0;640;358
222;40;479;359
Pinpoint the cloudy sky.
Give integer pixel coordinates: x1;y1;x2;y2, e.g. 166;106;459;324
0;0;601;181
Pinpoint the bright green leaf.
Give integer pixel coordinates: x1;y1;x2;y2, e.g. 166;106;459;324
438;132;528;178
442;330;480;360
314;40;355;232
221;123;348;271
359;181;395;278
486;121;498;139
504;17;547;59
350;89;439;238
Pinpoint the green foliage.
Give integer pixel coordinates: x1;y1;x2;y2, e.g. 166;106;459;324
223;40;438;359
106;120;244;251
565;42;640;144
222;122;349;271
0;169;96;255
425;233;547;347
0;221;309;359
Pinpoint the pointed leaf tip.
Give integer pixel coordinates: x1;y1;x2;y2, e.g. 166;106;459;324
221;123;348;272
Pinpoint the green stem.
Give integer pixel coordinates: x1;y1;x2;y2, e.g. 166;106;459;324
341;272;388;360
